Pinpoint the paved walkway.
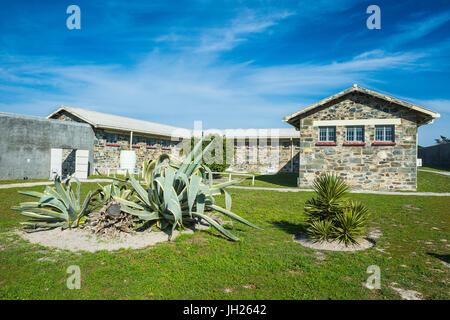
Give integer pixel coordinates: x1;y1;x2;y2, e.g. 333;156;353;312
418;169;450;177
228;186;450;196
1;178;449;196
0;178;113;190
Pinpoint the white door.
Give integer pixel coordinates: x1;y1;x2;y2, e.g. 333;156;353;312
74;149;89;179
50;148;62;179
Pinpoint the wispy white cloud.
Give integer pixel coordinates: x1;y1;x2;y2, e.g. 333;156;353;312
155;9;295;53
390;10;450;46
0;47;429;129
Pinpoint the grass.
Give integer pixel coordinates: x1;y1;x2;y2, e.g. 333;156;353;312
237;173;298;188
236;171;449;193
0;178;50;185
419;166;450;173
2;170;448;193
417;171;450;193
0;183;449;299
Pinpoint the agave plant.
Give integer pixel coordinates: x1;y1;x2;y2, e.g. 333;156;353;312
303;173;369;245
95;180;134;203
12;176;101;229
114;139;261;241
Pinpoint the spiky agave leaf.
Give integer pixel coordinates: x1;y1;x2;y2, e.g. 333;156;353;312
13;175;97;229
113;139;261;241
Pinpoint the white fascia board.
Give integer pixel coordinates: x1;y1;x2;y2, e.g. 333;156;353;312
312;119;401;127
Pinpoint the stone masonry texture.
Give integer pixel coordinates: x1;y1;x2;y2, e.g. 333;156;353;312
297;92;418;191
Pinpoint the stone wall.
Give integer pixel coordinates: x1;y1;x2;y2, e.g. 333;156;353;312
62;149;76;177
297;92;418;191
92;129;180;174
52;109;301;174
229;139;300;173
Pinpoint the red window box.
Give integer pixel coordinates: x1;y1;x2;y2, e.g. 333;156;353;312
161;147;171;151
343;142;366;146
106;143;120;147
316;142;337;146
131;145;140;149
372;142;396;146
146;146;157;149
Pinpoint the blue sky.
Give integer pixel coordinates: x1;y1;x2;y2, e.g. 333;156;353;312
0;0;449;146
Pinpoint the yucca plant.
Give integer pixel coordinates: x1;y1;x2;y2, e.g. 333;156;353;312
115;139;261;241
332;201;369;244
303;173;369;246
12;176;101;229
306;219;334;242
304;173;350;221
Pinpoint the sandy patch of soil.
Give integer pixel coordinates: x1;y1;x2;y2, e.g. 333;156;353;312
15;224;209;253
293;233;375;252
390;283;422;300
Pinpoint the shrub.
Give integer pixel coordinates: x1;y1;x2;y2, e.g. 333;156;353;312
12;176;101;229
181;135;233;173
304;173;369;246
333;201;369;244
306;219;334;242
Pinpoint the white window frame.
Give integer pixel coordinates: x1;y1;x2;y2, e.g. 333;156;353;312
375;125;395;142
346;126;364;142
318;126;336;142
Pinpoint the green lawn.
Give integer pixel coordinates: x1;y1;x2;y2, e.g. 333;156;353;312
236;171;449;193
1;170;448;193
0;178;50;185
236;172;298;188
417;171;450;193
0;183;449;299
420;165;450;173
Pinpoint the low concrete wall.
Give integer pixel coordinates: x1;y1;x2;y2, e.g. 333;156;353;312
0;112;95;180
418;143;450;169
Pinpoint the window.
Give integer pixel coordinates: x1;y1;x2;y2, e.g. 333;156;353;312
346;126;364;142
375;125;394;142
319;127;336;142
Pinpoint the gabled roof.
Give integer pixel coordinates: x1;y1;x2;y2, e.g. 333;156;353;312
47;106;192;138
283;85;440;127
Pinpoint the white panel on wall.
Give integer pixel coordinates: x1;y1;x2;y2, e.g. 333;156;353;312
50;148;62;179
74;149;89;179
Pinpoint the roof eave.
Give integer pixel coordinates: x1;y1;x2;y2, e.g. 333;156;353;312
47;105;98;127
283;86;441;126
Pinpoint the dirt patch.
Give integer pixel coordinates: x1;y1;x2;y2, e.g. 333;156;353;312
15;224;209;253
185;234;209;246
390;284;422;300
403;204;422;211
293;233;375;252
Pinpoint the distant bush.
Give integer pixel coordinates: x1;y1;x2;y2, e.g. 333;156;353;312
182;136;233;173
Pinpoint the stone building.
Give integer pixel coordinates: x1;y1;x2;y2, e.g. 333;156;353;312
283;85;440;191
47;107;300;175
44;85;439;191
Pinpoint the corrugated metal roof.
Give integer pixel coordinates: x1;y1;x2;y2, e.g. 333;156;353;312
47;106;299;139
222;128;299;139
47;106;192;138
